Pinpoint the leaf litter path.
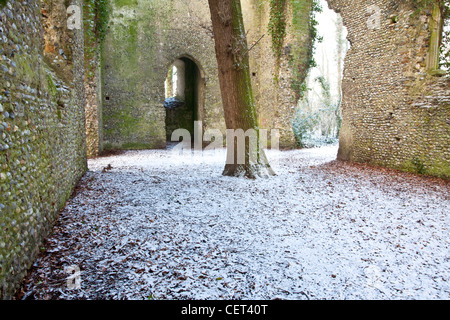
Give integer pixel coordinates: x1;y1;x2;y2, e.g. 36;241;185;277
17;146;449;300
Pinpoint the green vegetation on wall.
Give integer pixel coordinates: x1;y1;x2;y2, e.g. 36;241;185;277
268;0;288;72
114;0;138;8
289;0;322;100
412;0;439;12
0;0;89;298
46;73;58;98
268;0;322;98
84;0;110;79
94;0;111;43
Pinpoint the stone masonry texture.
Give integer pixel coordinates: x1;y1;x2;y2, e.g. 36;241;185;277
100;0;300;151
327;0;449;178
0;0;87;298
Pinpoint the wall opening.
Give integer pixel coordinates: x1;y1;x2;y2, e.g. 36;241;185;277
292;0;349;148
164;57;205;143
440;1;450;71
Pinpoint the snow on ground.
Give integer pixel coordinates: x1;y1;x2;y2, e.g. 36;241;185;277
17;145;449;300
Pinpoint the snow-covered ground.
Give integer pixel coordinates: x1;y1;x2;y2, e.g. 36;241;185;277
18;145;449;300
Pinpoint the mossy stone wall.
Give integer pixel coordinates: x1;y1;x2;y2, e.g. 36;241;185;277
100;0;308;150
101;0;223;150
0;0;87;298
327;0;449;178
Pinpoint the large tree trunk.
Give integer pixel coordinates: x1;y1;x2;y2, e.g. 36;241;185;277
208;0;275;178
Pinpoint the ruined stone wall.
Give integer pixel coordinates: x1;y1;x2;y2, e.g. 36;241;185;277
327;0;449;178
83;0;104;158
101;0;222;150
0;0;87;298
243;0;299;148
100;0;300;151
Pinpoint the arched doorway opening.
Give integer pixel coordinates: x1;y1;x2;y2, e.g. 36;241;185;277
164;57;205;144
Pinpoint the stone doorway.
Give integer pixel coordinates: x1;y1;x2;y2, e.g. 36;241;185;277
164;57;205;143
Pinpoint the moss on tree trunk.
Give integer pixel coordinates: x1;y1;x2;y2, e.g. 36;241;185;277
208;0;275;178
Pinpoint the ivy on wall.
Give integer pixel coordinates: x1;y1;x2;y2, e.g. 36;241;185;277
83;0;110;45
83;0;110;78
268;0;288;72
268;0;322;99
412;0;440;12
290;0;322;100
94;0;110;42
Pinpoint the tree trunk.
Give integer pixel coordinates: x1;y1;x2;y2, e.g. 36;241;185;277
208;0;275;178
